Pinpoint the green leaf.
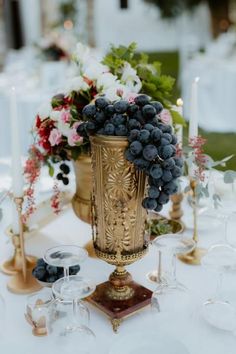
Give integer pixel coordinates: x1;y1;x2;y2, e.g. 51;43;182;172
170;109;186;126
48;164;54;177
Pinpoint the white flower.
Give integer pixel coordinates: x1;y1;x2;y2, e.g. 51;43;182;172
121;63;142;93
38;101;52;120
74;42;90;64
96;73;118;91
65;76;89;95
103;84;129;102
84;60;109;81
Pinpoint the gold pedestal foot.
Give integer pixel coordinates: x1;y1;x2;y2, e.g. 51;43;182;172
178;247;207;265
1;255;37;276
7;269;42;294
111;318;123;333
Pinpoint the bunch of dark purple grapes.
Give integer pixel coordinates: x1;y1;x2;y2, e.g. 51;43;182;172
77;94;183;213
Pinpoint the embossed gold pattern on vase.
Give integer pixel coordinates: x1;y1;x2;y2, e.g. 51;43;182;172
90;135;148;300
72;154;92;224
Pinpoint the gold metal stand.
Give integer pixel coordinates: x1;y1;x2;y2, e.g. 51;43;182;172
169;193;185;230
178;180;206;265
1;227;37;275
7;197;42;294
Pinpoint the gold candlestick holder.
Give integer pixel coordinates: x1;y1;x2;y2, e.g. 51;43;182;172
1;227;37;276
7;197;42;294
169;193;185;230
178;180;206;265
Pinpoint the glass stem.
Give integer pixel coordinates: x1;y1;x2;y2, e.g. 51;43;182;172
156;250;162;284
72;299;78;323
64;266;70;281
169;253;177;285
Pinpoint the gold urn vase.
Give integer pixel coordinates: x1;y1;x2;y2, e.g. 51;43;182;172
88;135;152;332
71;154;92;224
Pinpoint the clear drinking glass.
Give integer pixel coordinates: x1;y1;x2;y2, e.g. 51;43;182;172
151;234;195;314
44;245;88;280
25;288;53;336
48;275;96;354
201;244;236;333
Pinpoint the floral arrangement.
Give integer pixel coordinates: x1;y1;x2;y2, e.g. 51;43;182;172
24;42;184;218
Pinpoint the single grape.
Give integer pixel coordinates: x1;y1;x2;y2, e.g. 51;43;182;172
95;97;110;109
127;103;139;116
105;104;115;116
163;181;178;195
62;177;69;185
130;141;143;155
56;173;63;181
142;197;157;210
60;163;70;175
82;104;96;118
144;123;154;132
115;124;128;136
154;203;163;212
162;157;175;170
125;149;136;162
161;170;173;182
128;118;141;130
149;164;163;179
104;123;115;135
142;104;156;119
171;166;182;178
174;157;184;168
148;186;160;199
128;129;140;142
158;192;170;205
133;158;150;171
138;129;151;144
134;94;150;106
159;145;173;159
151;128;162;142
171;134;178;145
95;111;106;124
150;101;163;114
46;265;58;275
114;100;129;113
143;145;158;161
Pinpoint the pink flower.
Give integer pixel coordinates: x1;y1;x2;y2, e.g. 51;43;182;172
68;129;83;146
160;109;172;124
49;128;62;146
61;110;70;123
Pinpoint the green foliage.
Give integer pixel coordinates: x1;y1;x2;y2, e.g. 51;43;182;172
103;42;177;110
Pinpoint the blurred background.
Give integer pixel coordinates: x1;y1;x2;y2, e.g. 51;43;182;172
0;0;236;168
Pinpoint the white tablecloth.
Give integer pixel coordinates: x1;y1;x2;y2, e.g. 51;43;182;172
1;192;236;354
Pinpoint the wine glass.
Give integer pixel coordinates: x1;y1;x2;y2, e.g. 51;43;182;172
44;245;88;280
151;234;195;314
201;244;236;333
48;275;96;354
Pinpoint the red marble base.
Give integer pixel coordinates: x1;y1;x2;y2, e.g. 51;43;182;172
87;281;152;332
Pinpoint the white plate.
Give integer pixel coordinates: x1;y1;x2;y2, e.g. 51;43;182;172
109;330;189;354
